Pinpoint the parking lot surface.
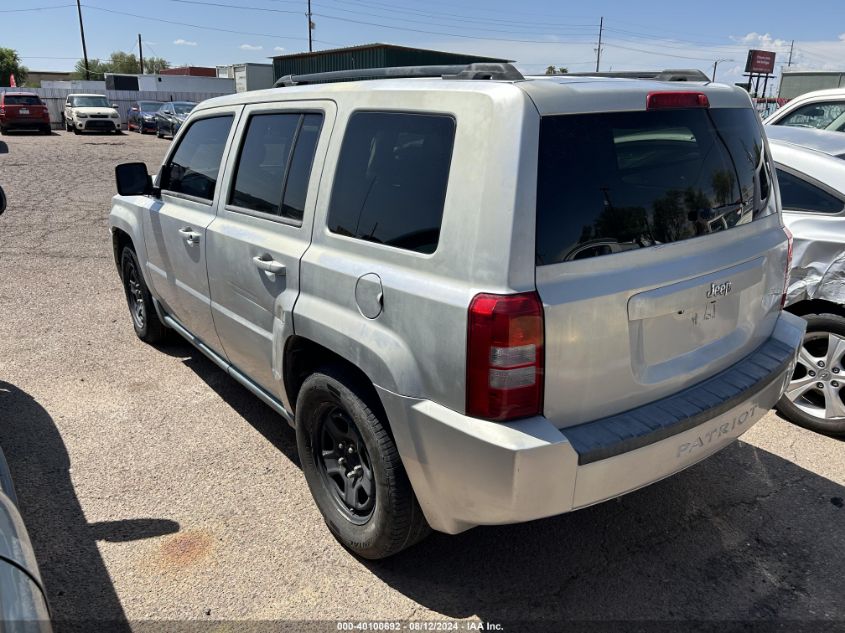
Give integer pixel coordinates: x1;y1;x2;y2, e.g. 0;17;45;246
0;130;844;630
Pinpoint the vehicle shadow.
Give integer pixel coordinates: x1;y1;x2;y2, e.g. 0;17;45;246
156;341;845;624
364;441;845;624
0;381;180;633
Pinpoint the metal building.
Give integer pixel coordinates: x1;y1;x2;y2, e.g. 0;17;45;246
272;43;510;83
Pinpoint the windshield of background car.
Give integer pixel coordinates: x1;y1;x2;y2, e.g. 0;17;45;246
71;96;110;108
174;104;196;115
139;101;162;112
536;107;773;265
4;95;41;105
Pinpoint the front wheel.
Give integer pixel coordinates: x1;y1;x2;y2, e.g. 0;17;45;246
296;368;430;559
120;246;166;344
777;313;845;436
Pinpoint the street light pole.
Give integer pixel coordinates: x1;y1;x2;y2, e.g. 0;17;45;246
711;58;734;82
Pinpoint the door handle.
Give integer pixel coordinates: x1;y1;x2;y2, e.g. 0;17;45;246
252;255;286;275
178;227;201;245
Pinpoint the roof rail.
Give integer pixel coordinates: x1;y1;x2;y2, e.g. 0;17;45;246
557;69;710;82
274;63;524;87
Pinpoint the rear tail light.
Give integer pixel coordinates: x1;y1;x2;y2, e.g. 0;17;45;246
780;226;793;309
646;91;710;110
467;292;544;421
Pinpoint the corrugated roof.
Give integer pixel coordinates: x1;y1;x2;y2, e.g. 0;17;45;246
270;42;510;63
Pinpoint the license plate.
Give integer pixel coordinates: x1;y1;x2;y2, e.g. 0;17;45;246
19;109;29;115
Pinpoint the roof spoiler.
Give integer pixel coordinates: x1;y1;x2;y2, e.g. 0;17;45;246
558;69;710;82
274;63;524;87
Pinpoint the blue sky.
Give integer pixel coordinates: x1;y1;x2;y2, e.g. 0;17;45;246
3;0;845;89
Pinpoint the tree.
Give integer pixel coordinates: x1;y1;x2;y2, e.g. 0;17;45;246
144;57;170;74
545;65;557;75
0;48;28;87
72;51;171;78
544;66;570;75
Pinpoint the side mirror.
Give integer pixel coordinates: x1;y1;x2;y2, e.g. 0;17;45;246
112;104;119;109
115;163;154;196
0;185;6;216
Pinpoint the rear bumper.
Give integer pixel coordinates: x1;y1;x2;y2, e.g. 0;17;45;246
1;119;50;130
379;311;805;534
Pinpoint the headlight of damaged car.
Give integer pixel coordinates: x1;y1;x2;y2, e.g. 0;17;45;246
76;113;88;118
110;112;120;119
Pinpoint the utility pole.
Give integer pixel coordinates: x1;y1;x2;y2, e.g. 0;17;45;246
595;16;603;72
307;0;313;53
787;40;794;67
138;34;144;74
76;0;90;80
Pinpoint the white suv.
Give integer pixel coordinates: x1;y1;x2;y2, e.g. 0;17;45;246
63;94;121;134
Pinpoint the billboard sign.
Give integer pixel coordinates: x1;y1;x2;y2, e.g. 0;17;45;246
746;50;776;74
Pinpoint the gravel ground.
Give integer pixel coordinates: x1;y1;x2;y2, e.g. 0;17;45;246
0;130;844;632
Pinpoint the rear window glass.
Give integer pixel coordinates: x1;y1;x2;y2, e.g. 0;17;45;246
776;168;844;214
536;108;771;265
4;95;41;106
327;112;455;254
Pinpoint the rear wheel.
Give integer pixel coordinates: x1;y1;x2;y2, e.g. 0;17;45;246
120;246;166;344
0;126;6;136
777;313;845;436
296;368;430;559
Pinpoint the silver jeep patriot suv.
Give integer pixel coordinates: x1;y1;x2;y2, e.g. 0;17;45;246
109;63;805;559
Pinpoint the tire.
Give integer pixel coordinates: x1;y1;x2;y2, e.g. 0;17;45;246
0;126;6;136
296;368;430;559
72;126;79;135
156;126;163;139
120;246;167;344
776;313;845;436
41;126;51;135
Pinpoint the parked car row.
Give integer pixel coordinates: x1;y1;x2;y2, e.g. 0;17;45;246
0;92;196;137
126;100;197;138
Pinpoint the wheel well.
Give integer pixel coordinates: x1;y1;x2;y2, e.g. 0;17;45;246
112;228;134;277
785;299;845;320
284;336;387;421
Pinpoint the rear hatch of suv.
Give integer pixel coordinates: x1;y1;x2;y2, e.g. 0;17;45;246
1;94;47;125
533;87;789;428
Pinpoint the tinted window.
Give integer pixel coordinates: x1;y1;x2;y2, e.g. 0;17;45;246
174;103;196;115
327;112;455;254
536;108;771;265
281;113;322;222
138;101;162;111
778;101;845;130
777;168;844;214
161;116;233;201
231;113;300;215
4;95;41;106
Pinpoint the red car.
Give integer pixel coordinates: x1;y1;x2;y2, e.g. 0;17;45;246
0;92;51;135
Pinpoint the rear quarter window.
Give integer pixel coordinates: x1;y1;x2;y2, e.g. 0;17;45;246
326;112;455;255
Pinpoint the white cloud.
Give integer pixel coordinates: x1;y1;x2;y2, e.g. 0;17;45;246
274;46;286;52
173;39;197;46
240;44;263;51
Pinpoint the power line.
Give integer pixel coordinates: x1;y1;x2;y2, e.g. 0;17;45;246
82;4;334;44
602;41;721;62
0;3;74;12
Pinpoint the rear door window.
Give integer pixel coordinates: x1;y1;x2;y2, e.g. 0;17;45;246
160;115;233;202
536;107;771;264
776;168;845;214
327;112;455;254
229;112;323;221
